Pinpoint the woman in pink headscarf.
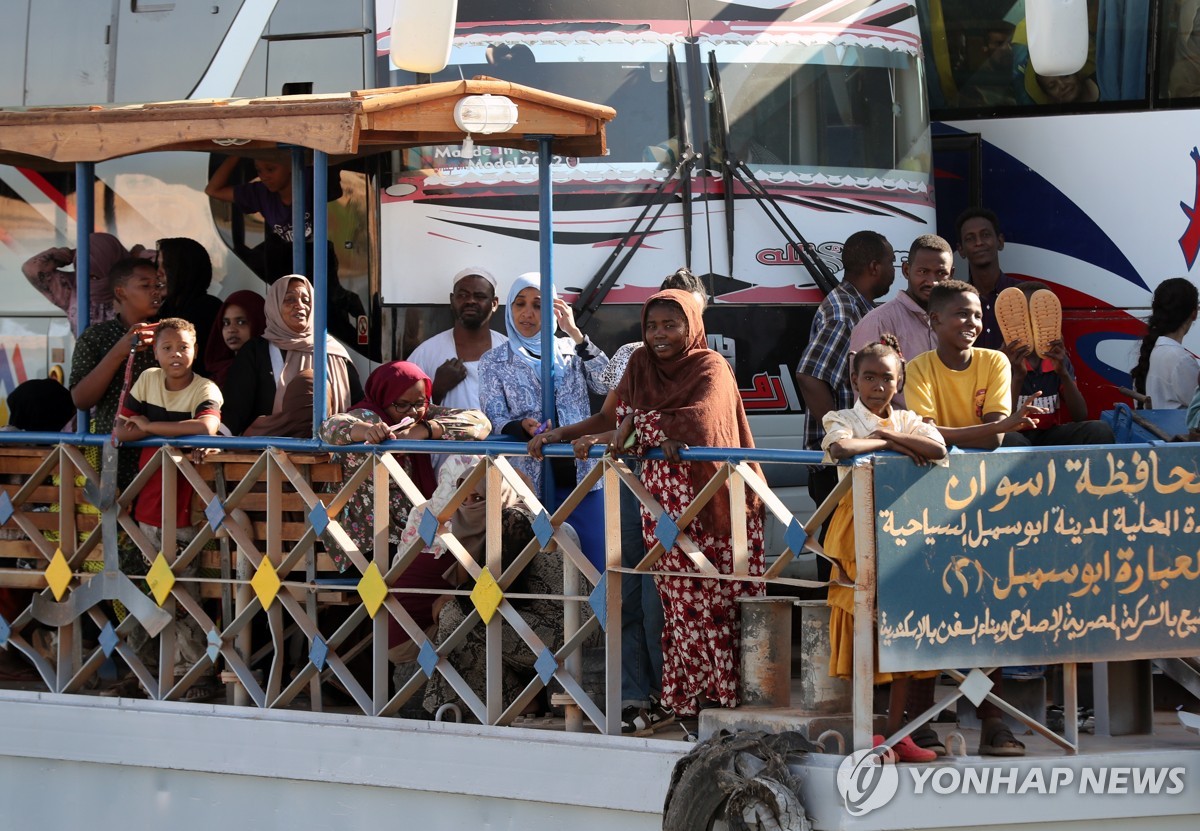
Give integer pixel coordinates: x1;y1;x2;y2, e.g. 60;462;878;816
21;232;141;334
319;361;491;571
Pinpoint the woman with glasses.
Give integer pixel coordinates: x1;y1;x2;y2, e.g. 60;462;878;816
319;361;491;572
222;274;362;435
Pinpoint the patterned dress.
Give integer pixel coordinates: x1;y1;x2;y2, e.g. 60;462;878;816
618;405;766;716
319;405;491;571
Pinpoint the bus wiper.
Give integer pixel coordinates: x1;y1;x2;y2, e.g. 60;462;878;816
706;51;736;280
575;48;696;326
706;52;838;297
671;48;693;271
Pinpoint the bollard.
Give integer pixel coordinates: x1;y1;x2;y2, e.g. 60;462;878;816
794;601;851;714
737;596;794;708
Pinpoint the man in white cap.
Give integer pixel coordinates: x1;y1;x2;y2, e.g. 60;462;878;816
406;267;507;409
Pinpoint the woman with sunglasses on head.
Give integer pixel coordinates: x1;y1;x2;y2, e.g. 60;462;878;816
319;361;491;572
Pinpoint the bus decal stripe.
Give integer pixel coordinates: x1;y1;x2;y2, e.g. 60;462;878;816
432;217;650;246
17;168;70;215
855;3;916;28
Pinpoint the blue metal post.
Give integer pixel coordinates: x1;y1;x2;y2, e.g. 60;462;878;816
290;146;307;277
75;161;95;435
311;150;328;439
537;137;555;502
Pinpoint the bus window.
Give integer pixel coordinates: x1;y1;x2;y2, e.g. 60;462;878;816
208;160;374;359
709;42;929;181
1160;0;1200;100
925;0;1149;116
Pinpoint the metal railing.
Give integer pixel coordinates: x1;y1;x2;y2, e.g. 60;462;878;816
4;435;1193;756
0;435;830;735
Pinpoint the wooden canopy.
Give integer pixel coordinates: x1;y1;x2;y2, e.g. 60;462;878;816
0;78;614;167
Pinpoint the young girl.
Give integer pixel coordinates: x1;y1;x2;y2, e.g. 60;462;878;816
822;335;947;762
204;290;267;390
1130;277;1200;409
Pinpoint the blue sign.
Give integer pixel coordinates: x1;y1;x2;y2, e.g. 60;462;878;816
874;447;1200;672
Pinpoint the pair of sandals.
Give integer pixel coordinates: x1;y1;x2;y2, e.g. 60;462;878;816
996;286;1062;359
912;718;1026;758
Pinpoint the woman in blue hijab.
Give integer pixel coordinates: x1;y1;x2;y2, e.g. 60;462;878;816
478;272;610;568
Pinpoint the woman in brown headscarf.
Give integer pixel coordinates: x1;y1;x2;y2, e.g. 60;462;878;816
221;274;363;435
612;289;766;716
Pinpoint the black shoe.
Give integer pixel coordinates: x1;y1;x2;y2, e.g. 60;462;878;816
621;698;676;736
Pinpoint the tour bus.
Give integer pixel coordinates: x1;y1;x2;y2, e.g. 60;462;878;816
922;0;1200;415
0;0;935;447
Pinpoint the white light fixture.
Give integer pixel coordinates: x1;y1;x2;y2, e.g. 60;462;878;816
453;94;519;135
1026;0;1088;77
390;0;458;74
453;94;519;159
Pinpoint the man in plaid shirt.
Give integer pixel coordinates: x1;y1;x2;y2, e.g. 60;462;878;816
795;230;896;551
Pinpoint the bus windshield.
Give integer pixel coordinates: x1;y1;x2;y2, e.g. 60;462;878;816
709;41;929;184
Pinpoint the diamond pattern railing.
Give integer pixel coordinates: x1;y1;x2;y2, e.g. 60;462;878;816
0;442;836;734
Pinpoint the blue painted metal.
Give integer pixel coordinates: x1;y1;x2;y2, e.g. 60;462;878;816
206;629;221;664
419;506;440;546
289;146;307;278
534;647;558;685
311;149;328;440
308;500;329;535
309;635;329;672
0;491;13;526
204;497;226;532
75;161;95;436
417;639;439;678
98;622;118;658
0;613;9;648
537;135;555;504
654;513;679;552
588;572;607;631
784;518;807;554
0;429;835;465
532;509;554;547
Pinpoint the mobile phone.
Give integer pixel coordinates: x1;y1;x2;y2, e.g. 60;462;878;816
388;417;415;432
623;428;637;449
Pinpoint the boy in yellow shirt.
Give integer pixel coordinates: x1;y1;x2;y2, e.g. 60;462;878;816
906;280;1041;448
897;279;1044;757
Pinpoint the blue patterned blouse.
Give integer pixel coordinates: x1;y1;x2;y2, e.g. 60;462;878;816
478;335;609;491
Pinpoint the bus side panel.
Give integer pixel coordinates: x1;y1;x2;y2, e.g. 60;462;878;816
935;112;1200;416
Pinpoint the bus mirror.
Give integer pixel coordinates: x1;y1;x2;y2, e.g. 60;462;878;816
1025;0;1088;77
390;0;458;74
